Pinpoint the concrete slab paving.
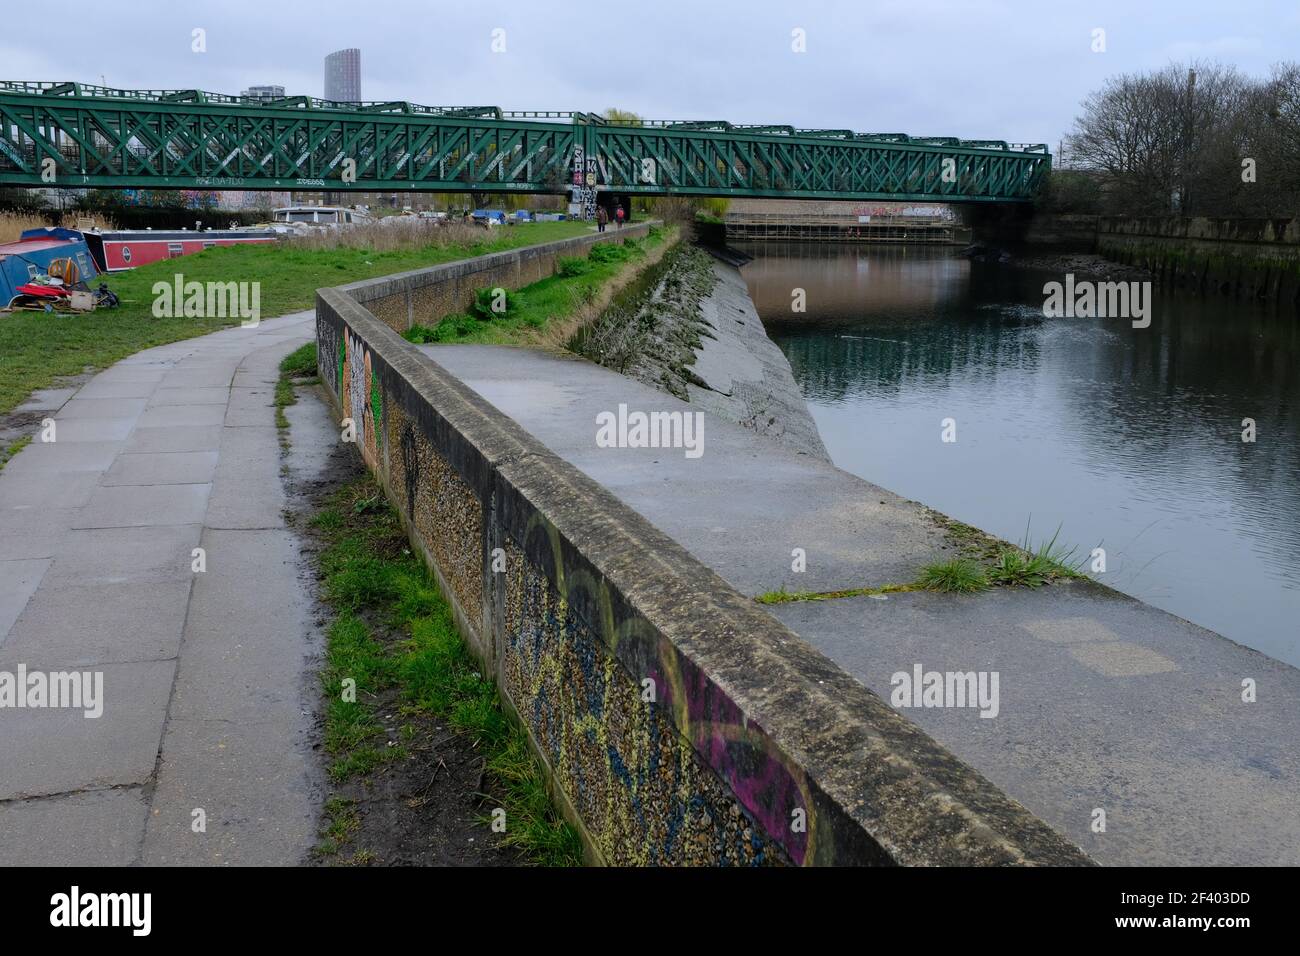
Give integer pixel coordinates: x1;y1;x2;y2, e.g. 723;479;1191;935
0;558;50;640
89;367;167;384
203;476;285;529
141;716;317;866
0;507;81;560
72;380;159;400
124;424;223;454
42;525;202;587
159;368;235;389
44;418;136;443
56;397;148;419
166;528;314;723
0;470;101;510
0;441;122;475
102;451;219;486
0;579;193;666
135;404;228;428
0;789;149;866
75;482;211;528
149;387;231;406
13;387;77;413
0;659;176;800
0;310;322;864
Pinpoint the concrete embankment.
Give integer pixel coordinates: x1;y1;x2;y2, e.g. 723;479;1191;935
360;251;1300;867
578;243;828;459
315;255;1092;866
415;342;1300;867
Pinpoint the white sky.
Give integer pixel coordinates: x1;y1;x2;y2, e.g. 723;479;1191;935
4;0;1297;149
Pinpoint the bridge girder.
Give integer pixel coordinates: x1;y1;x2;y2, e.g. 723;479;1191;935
0;82;1050;202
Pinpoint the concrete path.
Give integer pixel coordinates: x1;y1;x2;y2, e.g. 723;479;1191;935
421;343;1300;867
0;312;326;866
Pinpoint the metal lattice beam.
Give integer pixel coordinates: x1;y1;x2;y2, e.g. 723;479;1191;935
0;82;1050;202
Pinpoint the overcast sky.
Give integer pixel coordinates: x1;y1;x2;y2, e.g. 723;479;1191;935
4;0;1297;149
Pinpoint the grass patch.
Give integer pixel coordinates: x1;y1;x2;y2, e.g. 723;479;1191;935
756;521;1091;605
0;435;32;472
0;221;592;415
915;559;991;594
756;582;917;605
275;342;318;431
996;526;1087;584
411;230;670;346
313;478;582;866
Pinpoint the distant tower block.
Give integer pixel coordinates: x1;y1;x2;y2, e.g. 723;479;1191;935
324;49;361;103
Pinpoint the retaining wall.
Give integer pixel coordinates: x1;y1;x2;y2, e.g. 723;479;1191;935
340;222;653;334
1097;217;1300;304
313;250;1093;867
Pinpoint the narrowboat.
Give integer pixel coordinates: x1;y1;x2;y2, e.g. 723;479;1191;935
81;227;279;272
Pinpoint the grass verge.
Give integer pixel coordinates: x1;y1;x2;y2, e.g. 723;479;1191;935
403;225;671;347
0;434;32;472
275;342;318;432
311;477;583;866
0;220;592;415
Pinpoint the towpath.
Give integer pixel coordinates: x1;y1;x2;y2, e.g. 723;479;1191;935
0;311;331;865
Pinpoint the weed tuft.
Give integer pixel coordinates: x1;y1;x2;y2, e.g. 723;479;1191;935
917;559;990;593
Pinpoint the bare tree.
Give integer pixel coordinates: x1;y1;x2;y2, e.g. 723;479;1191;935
1062;61;1298;217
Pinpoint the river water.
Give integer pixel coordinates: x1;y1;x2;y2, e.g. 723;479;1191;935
738;242;1300;669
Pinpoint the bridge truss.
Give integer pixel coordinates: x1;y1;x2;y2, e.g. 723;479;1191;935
0;81;1050;203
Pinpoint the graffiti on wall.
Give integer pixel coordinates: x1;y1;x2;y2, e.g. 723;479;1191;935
326;307;833;866
316;312;341;398
340;326;382;468
500;514;820;866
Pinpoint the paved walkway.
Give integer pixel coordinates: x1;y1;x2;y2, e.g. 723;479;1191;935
421;343;1300;867
0;312;326;865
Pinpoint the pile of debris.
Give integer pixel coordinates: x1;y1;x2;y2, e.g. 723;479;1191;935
0;227;119;315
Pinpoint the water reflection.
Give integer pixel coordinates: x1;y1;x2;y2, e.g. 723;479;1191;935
740;242;1300;666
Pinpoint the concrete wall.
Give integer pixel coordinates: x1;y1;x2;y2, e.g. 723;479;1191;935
340;222;653;334
1097;217;1300;304
314;260;1093;866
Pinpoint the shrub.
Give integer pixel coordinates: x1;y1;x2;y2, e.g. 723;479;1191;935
556;256;591;277
405;314;485;342
588;242;630;264
469;286;520;320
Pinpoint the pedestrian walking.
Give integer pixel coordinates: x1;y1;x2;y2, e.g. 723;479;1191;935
615;204;625;228
596;206;608;233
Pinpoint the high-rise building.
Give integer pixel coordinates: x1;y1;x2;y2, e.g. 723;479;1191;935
241;85;286;103
324;49;361;103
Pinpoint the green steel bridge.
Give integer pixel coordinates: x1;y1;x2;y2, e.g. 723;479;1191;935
0;81;1050;203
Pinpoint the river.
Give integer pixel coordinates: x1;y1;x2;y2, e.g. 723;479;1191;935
738;241;1300;669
